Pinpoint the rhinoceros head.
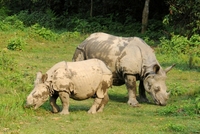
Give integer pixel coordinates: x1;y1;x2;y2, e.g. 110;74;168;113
143;64;175;106
26;72;50;109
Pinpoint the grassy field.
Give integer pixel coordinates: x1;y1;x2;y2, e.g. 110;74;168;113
0;30;200;134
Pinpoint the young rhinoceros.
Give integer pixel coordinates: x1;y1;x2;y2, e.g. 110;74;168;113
26;59;112;114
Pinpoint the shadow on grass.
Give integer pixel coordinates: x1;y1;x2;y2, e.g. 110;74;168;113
109;93;127;103
38;100;93;113
108;93;156;106
35;93;156;114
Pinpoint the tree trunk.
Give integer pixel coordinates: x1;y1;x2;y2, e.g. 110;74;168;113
90;0;93;17
141;0;150;33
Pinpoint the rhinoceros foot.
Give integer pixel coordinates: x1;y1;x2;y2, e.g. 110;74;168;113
127;98;140;107
59;110;70;115
52;105;60;113
88;109;97;114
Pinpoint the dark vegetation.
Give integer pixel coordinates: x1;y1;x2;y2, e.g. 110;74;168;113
1;0;199;67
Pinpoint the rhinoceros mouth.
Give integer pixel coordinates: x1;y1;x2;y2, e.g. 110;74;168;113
153;99;160;105
24;103;36;108
155;92;169;106
154;97;167;106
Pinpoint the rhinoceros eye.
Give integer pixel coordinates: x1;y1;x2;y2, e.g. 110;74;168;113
32;91;40;98
154;86;160;92
32;91;36;96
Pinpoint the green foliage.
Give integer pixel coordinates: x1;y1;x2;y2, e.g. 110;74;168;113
168;83;187;96
195;95;200;114
164;0;200;36
7;37;27;51
159;34;200;55
62;15;125;34
157;99;198;116
143;37;155;46
158;34;200;68
0;51;16;70
30;24;58;41
0;7;9;20
17;9;58;29
0;15;25;31
165;122;185;132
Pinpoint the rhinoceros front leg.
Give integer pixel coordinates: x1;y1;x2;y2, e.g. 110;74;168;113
88;98;102;114
50;93;60;113
139;80;149;103
59;91;70;115
125;75;139;107
97;93;109;113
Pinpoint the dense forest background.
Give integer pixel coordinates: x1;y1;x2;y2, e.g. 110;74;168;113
0;0;199;37
0;0;199;66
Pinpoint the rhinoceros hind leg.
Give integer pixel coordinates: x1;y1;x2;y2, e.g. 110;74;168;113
125;75;140;107
97;93;109;113
59;92;70;115
50;93;60;113
139;81;149;103
88;98;102;114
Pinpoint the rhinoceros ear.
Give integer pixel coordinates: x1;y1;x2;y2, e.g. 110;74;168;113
165;64;176;73
35;72;47;84
153;64;160;74
34;72;43;85
41;74;48;83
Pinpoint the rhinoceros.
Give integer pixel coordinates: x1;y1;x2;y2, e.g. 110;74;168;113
72;32;175;106
25;59;113;114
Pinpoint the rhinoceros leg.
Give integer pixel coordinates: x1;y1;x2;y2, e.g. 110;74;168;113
125;75;139;107
97;93;109;113
59;91;70;115
50;92;60;113
139;80;149;103
88;98;102;114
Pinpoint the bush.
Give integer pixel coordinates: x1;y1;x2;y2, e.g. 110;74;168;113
157;101;198;116
30;23;58;41
17;9;58;29
163;0;200;36
158;34;200;68
7;37;27;51
0;15;25;31
165;123;185;132
168;83;187;96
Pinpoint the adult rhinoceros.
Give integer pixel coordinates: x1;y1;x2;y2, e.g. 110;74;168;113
72;32;175;106
25;59;112;114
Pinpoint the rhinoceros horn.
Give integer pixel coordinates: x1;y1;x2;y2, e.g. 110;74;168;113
165;64;176;73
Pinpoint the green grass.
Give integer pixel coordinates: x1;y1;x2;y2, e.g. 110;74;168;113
0;30;200;134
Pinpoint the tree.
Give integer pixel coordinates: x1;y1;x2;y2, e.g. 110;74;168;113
90;0;93;17
141;0;150;33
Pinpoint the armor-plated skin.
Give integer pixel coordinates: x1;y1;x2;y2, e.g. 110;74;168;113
26;59;112;114
72;32;175;106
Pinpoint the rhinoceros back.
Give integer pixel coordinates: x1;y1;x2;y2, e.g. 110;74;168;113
46;59;112;100
74;33;133;77
63;59;111;99
46;61;67;82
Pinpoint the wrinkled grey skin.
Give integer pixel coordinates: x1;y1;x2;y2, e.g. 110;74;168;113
26;59;112;114
72;32;175;106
